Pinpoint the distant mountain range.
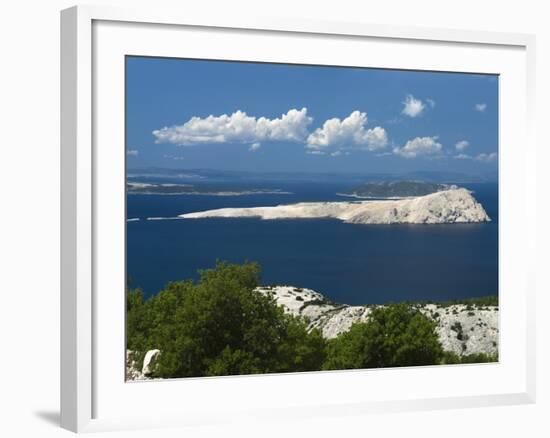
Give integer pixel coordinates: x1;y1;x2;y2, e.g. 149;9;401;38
127;167;498;184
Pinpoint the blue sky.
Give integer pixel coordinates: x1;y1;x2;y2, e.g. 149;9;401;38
126;56;498;175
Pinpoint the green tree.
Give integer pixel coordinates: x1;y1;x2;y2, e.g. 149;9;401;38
127;262;327;378
324;303;443;370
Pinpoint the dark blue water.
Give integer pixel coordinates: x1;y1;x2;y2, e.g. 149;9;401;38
126;182;498;305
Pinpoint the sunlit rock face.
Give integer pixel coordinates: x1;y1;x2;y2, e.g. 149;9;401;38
180;189;491;225
255;286;498;356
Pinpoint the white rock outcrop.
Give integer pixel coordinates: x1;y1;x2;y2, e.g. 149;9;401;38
142;349;161;376
179;188;490;225
255;286;498;356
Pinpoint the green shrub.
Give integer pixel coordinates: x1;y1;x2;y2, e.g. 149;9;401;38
441;351;498;364
323;304;443;370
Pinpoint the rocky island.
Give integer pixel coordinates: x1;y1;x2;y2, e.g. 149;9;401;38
127;182;291;196
179;188;491;224
339;180;455;199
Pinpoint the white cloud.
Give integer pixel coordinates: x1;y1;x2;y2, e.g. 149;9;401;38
402;95;426;117
249;142;261;152
306;150;325;155
127;149;139;156
453;152;497;162
427;98;436;108
475;103;487;112
454;153;472;160
393;136;443;158
306;111;388;151
475;152;497;162
330;151;342;157
153;108;312;146
455;140;469;151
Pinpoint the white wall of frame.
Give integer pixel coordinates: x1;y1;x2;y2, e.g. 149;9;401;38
1;0;548;437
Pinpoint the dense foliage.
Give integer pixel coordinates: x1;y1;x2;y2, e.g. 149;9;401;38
127;262;495;378
441;351;498;364
323;304;443;370
127;262;326;378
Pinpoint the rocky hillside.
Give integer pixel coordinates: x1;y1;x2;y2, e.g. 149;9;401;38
255;286;498;356
127;285;498;380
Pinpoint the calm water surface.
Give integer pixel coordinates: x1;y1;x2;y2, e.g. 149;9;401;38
126;182;498;305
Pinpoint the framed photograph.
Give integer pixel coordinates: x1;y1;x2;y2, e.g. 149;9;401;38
61;5;536;433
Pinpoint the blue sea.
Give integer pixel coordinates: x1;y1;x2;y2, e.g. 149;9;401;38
126;182;498;305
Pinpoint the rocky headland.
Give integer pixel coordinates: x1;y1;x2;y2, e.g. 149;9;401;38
179;188;490;225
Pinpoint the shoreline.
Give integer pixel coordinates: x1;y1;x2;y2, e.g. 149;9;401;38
179;189;491;224
127;190;293;196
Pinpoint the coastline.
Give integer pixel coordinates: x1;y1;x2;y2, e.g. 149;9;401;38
179;189;491;224
127;190;293;196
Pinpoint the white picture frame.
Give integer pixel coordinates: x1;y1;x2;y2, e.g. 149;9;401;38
60;4;537;433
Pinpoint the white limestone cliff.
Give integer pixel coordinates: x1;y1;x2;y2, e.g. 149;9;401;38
179;188;490;225
255;286;498;356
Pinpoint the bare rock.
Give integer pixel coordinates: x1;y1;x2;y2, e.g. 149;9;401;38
142;349;161;376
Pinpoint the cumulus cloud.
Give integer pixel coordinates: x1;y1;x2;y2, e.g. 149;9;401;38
306;111;388;151
426;98;436;108
127;149;139;156
402;95;426;117
393;136;443;158
475;103;487;112
153;108;312;146
455;140;469;151
249;142;261;152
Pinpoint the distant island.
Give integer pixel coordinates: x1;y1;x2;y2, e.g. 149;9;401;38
126;168;498;184
339;181;456;199
127;182;292;196
180;188;491;224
